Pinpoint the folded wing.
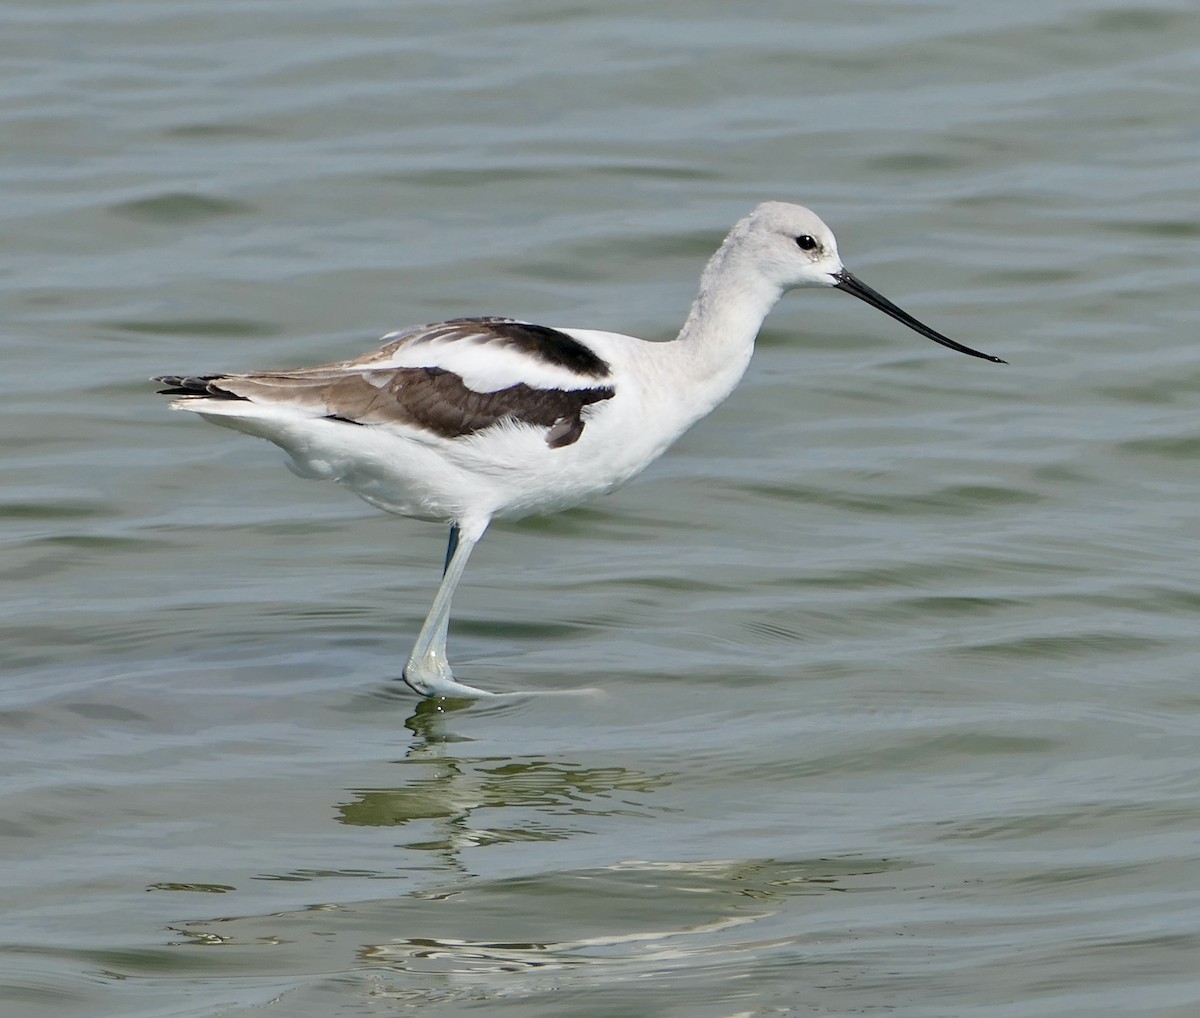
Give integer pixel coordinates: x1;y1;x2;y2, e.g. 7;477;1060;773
155;317;617;449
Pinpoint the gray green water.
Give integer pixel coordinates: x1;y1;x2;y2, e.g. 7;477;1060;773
4;1;1200;1015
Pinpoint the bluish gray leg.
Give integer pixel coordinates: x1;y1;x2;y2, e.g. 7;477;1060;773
403;523;494;698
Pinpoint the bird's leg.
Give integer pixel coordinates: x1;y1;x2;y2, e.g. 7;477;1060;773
403;522;494;698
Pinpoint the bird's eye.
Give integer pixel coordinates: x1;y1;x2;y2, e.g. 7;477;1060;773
795;235;818;251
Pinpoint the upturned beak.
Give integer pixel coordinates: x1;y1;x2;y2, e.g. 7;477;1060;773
833;269;1005;364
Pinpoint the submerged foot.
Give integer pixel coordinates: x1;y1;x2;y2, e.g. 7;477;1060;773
402;659;496;699
400;668;607;700
401;644;604;700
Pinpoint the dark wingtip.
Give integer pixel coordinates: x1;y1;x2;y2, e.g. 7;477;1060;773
151;374;226;396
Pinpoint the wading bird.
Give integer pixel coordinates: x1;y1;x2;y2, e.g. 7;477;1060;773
155;202;1002;697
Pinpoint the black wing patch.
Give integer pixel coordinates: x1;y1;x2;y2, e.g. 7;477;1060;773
367;317;612;380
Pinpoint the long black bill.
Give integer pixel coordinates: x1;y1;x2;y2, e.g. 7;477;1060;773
833;269;1005;364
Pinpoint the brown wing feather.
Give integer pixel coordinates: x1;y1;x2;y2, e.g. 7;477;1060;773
155;366;615;448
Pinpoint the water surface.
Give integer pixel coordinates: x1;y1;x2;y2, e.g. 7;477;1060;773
3;1;1200;1015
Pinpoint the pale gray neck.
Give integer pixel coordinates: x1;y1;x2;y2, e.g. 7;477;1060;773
663;239;784;420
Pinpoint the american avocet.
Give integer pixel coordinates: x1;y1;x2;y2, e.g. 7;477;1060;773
155;202;1002;698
